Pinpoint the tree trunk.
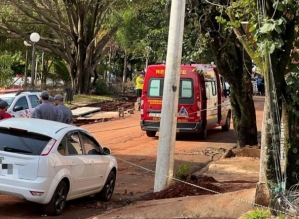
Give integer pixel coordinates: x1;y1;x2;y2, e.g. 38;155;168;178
230;77;257;147
106;46;113;84
255;93;270;206
286;109;299;187
210;34;258;147
66;62;76;93
263;55;282;208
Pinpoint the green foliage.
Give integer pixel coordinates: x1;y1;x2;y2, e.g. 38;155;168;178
175;163;191;180
95;79;110;95
242;209;271;219
53;60;70;83
0;52;23;87
11;61;25;75
285;74;299;109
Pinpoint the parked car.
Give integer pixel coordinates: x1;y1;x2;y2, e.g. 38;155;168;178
0;118;117;216
0;90;41;118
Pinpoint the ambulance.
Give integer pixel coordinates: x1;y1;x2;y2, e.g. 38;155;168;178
140;64;231;139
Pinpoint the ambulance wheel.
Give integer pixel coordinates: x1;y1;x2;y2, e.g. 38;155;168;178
199;129;207;140
146;131;156;137
222;113;231;131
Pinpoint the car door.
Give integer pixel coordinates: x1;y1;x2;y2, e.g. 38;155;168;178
12;96;30;118
205;80;218;125
79;131;109;190
61;131;90;196
28;94;40;117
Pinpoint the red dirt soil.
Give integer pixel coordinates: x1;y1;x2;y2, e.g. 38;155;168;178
140;175;256;201
0;96;265;219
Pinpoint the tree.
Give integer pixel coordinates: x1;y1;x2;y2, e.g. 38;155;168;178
113;1;171;83
194;0;299;212
0;52;18;87
185;1;258;148
0;0;145;93
168;0;299;211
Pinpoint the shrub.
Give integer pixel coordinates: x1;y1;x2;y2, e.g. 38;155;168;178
175;163;191;180
95;79;110;95
243;209;271;219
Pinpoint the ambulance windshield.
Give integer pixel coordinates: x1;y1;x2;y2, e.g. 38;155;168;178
148;78;193;104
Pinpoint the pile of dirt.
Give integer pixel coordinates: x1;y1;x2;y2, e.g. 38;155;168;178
140;175;256;201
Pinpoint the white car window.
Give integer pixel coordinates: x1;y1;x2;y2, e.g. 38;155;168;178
80;132;100;155
14;96;29;110
57;136;67;156
0;127;51;155
66;132;83;155
29;95;40;108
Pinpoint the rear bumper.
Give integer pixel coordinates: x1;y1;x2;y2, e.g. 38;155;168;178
140;120;203;133
0;177;58;204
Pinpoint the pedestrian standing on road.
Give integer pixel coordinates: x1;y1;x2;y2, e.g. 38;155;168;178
54;94;73;124
31;91;60;121
49;96;64;123
257;76;263;95
135;71;144;110
0;101;12;120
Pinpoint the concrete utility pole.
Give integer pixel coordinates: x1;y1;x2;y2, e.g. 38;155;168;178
154;0;186;192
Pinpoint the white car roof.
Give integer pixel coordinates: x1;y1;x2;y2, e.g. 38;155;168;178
0;93;18;98
0;118;77;139
0;92;41;98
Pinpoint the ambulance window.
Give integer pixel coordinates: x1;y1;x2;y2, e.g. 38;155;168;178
149;79;163;97
211;81;217;96
205;82;212;99
205;81;216;98
180;80;192;98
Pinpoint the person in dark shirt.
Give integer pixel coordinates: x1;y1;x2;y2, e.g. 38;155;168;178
54;94;73;124
49;96;64;122
31;91;60;121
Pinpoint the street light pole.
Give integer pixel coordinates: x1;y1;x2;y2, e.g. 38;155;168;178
23;41;31;89
145;46;151;71
41;50;44;89
30;32;40;89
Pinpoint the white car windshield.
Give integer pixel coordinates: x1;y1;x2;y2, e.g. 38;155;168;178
0;97;15;106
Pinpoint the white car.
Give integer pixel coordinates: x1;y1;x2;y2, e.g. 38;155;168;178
0;118;117;216
0;91;41;118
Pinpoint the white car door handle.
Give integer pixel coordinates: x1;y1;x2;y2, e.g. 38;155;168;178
70;162;76;166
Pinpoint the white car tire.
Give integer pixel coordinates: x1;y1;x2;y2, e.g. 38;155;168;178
43;181;68;216
97;171;116;201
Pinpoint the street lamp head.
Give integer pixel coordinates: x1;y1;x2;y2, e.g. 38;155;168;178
30;32;40;43
24;41;31;47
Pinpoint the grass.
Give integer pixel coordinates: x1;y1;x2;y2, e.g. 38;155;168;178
65;94;116;108
175;163;191;180
242;208;271;219
73;94;114;102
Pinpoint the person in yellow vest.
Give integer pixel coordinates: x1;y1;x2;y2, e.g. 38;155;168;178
135;72;144;110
